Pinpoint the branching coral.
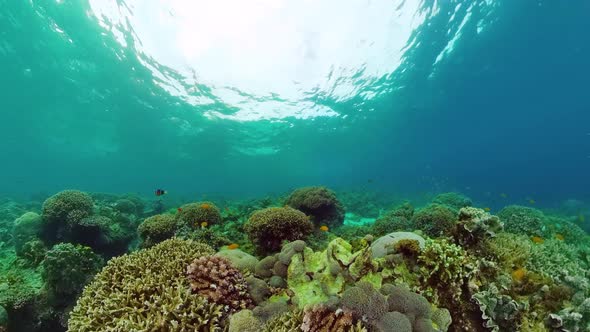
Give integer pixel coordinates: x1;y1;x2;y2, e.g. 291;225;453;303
285;186;345;227
137;213;177;247
42;243;103;305
187;255;253;312
412;204;457;238
245;207;313;253
67;238;224;331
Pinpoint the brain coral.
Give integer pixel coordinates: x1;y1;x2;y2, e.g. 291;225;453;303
137;214;177;248
176;201;222;228
245;207;313;253
285;186;345;227
187;255;253;312
67;238;225;331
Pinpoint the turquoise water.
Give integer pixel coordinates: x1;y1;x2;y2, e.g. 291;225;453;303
1;1;590;331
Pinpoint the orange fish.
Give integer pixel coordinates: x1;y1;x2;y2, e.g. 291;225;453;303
227;243;239;250
200;203;211;209
177;208;183;213
484;207;491;212
531;236;544;244
555;234;565;241
319;225;329;232
200;221;208;228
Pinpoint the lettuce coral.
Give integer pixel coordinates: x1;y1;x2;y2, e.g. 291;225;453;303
285;186;345;227
67;238;224;331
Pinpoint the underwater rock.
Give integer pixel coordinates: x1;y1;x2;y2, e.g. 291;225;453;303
285;186;345;227
371;232;426;258
215;248;259;273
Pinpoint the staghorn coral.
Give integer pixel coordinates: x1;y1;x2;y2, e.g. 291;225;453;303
301;305;367;332
187;255;253;312
497;205;545;236
412;204;457;238
285;186;345;227
245;207;313;253
42;243;103;305
67;238;226;331
137;213;177;248
176;201;222;228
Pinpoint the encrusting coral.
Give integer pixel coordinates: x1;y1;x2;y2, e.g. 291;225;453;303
245;207;313;253
186;255;253;312
67;238;225;331
285;186;345;227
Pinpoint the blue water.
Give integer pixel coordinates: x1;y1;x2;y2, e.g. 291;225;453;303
0;0;589;206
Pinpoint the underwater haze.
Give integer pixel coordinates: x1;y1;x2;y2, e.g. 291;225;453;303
1;0;588;203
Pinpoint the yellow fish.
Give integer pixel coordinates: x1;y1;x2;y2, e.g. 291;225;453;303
200;221;208;228
484;207;491;212
319;225;329;232
531;236;544;244
227;243;239;250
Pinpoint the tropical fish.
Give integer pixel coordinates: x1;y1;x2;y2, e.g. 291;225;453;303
200;203;211;209
319;225;329;232
227;243;239;250
177;207;182;213
531;236;544;244
484;207;491;212
512;267;527;281
200;221;208;228
555;233;565;241
155;189;167;196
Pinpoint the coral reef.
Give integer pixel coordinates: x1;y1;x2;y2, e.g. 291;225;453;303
137;213;177;247
372;203;415;237
67;238;225;331
12;212;43;256
42;243;103;305
285;186;345;227
371;231;426;258
301;305;367;332
497;205;545;236
452;207;503;248
41;190;94;242
412;204;457;238
176;201;222;228
229;309;264;332
432;192;472;211
245;207;313;253
186;255;253;312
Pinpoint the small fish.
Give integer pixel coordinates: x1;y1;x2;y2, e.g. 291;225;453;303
484;207;491;212
500;193;508;198
155;189;167;196
319;225;329;232
200;221;208;228
177;207;183;213
200;203;211;209
555;234;565;241
531;236;544;244
528;199;536;205
227;243;239;250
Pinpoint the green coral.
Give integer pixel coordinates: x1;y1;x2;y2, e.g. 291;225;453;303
245;207;313;253
176;201;222;228
526;238;589;282
42;243;104;305
137;214;177;247
67;238;224;331
285;186;345;227
412;204;457;238
42;190;94;236
12;212;43;256
0;251;43;310
262;310;304;332
497;205;545;236
229;309;263;332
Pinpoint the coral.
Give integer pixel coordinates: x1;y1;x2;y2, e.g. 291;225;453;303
112;199;136;214
19;239;47;266
0;252;43;310
12;212;43;256
285;186;345;227
215;248;259;273
262;310;304;332
137;213;177;247
41;243;104;305
67;238;226;331
41;190;94;240
229;309;264;332
341;282;388;322
547;298;590;332
372;213;413;237
431;308;452;331
253;301;291;323
246;276;271;305
394;239;422;257
472;284;525;332
497;205;545;236
301;305;367;332
187;255;253;312
182;226;232;250
176;201;222;228
412;204;457;238
256;256;278;278
386;284;432;322
484;233;531;270
0;305;6;331
432;192;472;211
526;238;588;282
245;207;313;253
278;240;306;265
375;311;412;332
269;276;287;288
371;232;426;258
453;207;503;247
